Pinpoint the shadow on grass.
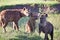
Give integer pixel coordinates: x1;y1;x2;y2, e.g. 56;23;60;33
9;34;43;40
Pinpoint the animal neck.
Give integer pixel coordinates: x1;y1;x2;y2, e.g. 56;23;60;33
40;20;47;27
20;12;26;17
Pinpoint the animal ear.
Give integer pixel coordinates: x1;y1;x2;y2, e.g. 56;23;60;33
45;14;48;17
23;7;26;10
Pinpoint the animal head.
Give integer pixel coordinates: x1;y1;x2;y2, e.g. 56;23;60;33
29;12;40;20
21;7;29;16
40;13;48;23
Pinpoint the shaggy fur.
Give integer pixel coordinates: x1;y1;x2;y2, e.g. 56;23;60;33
0;7;29;32
39;13;54;40
25;12;39;33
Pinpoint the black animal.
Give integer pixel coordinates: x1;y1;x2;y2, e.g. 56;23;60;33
39;13;54;40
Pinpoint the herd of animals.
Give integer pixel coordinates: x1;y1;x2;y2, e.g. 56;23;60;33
0;7;54;40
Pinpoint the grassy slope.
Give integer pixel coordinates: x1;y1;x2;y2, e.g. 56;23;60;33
0;14;60;40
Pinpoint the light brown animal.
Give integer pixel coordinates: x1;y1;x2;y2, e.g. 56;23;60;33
0;7;29;33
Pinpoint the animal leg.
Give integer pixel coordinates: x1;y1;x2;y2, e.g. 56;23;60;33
50;30;53;40
39;27;41;35
13;22;16;30
14;22;19;31
2;22;8;33
39;25;42;35
25;24;31;33
44;33;49;40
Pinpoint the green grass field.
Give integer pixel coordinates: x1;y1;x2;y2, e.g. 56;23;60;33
0;0;60;40
0;14;60;40
0;0;59;6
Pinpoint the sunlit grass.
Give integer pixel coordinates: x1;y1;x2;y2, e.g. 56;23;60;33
0;0;59;6
0;14;60;40
47;14;60;40
0;0;60;40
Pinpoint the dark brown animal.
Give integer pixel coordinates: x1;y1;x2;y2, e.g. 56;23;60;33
25;12;39;33
0;7;29;33
39;13;54;40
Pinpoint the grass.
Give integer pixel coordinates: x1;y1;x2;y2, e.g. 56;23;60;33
0;0;60;40
0;0;59;6
0;14;60;40
47;14;60;40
